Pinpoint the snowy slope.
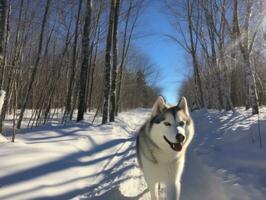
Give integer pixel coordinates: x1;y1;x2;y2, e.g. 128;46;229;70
0;108;266;200
182;108;266;200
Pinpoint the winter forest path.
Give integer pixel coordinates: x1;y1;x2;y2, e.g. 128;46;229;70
1;108;266;200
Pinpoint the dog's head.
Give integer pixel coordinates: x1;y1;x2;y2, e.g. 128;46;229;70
149;96;194;154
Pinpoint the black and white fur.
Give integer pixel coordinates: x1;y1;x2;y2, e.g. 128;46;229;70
136;96;194;200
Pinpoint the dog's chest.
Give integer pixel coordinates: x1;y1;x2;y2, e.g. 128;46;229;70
141;151;185;182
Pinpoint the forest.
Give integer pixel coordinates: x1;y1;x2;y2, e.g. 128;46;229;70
0;0;160;137
0;0;265;136
0;0;266;200
171;0;266;113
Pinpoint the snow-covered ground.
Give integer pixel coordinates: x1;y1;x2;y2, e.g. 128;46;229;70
182;108;266;200
0;108;266;200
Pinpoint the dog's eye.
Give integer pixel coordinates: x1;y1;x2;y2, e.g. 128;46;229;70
179;121;185;126
164;122;171;126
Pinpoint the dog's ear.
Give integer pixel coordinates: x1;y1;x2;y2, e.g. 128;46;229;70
178;96;190;116
151;96;167;117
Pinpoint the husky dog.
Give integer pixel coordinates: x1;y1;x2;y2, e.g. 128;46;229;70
136;96;194;200
0;90;5;113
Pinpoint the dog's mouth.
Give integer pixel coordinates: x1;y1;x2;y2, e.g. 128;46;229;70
163;136;183;152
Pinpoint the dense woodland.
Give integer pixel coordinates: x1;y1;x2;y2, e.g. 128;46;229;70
0;0;265;139
167;0;266;113
0;0;160;135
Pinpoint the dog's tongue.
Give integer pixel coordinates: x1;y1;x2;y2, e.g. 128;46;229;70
173;143;182;151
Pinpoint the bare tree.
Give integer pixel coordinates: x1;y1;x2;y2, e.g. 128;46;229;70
165;0;205;108
0;0;7;65
234;0;260;114
88;1;104;112
167;0;265;113
115;0;142;115
63;0;82;121
102;0;116;124
16;0;51;129
77;0;92;121
0;0;8;90
109;0;120;122
0;0;164;135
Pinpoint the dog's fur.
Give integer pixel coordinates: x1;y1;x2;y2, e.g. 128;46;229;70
136;96;194;200
0;90;5;114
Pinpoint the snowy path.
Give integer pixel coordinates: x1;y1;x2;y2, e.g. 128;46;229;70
181;150;231;200
181;109;266;200
1;108;266;199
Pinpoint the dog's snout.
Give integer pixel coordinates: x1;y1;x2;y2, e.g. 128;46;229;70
176;134;185;142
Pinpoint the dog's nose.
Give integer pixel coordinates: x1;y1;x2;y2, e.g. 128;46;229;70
176;134;185;142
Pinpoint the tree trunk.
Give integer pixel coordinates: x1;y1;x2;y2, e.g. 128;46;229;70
187;1;204;108
115;1;139;115
64;0;82;121
102;0;116;124
17;0;51;129
88;3;103;112
109;0;120;122
218;1;234;111
243;53;259;114
0;0;8;91
88;29;100;112
0;0;22;127
77;0;92;121
0;90;5;115
0;0;6;64
235;0;259;114
0;0;9;133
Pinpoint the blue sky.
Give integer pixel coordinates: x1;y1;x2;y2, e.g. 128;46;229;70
134;1;190;105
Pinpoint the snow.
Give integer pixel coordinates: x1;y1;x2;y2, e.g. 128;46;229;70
182;108;266;200
0;108;266;200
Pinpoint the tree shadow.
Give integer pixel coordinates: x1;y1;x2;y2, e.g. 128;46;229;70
0;135;139;200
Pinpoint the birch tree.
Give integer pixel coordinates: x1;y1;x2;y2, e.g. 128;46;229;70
234;0;260;114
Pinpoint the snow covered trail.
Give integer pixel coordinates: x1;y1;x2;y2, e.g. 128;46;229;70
0;109;150;200
1;108;266;200
78;108;266;200
181;150;232;200
181;108;266;200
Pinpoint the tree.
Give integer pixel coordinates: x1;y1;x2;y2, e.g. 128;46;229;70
0;0;7;65
102;0;116;124
166;0;265;112
165;0;205;108
17;0;51;129
109;0;120;122
115;0;142;115
0;0;7;132
234;0;260;114
77;0;92;121
64;0;82;121
0;0;7;89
